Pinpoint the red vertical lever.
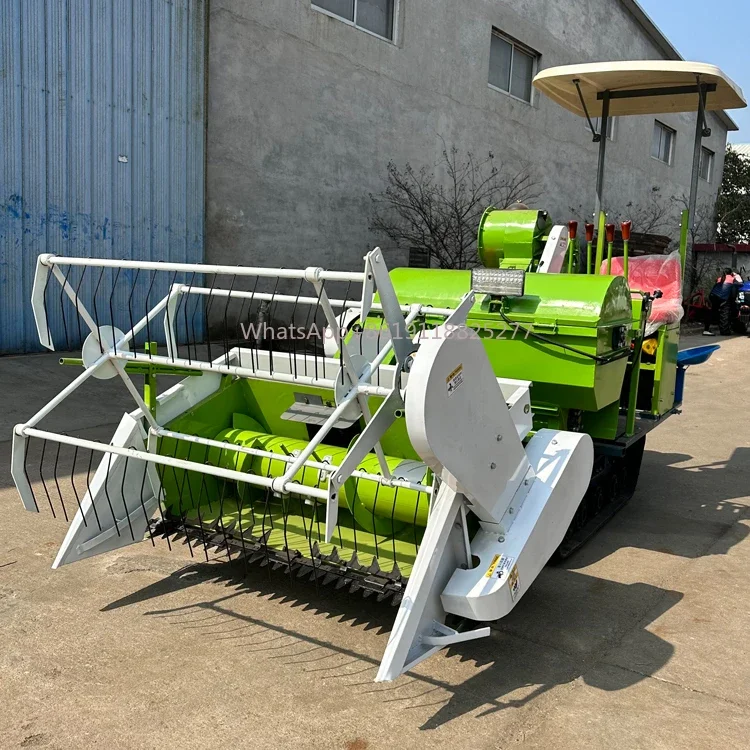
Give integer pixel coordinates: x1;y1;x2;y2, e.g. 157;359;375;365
621;220;632;240
568;220;578;240
605;223;616;243
585;223;595;242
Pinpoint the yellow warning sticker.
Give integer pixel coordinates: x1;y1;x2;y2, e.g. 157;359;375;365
484;554;501;579
446;363;464;397
485;554;515;580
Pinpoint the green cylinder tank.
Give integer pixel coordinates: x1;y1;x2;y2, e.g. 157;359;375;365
208;426;430;532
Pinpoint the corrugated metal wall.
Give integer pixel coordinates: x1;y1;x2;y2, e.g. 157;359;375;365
0;0;206;353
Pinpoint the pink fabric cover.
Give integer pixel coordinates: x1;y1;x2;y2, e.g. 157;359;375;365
601;250;684;334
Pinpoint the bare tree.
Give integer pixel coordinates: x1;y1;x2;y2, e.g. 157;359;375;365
370;145;541;269
568;187;675;238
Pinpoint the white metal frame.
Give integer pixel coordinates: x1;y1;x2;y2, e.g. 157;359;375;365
16;248;452;542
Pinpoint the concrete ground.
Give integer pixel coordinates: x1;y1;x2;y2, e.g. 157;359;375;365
0;336;748;749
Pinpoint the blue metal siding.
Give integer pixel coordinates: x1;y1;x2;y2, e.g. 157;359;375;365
0;0;206;353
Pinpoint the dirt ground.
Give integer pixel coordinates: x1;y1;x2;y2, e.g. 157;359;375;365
0;335;748;749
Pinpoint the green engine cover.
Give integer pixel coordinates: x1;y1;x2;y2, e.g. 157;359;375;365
477;208;552;270
388;268;632;415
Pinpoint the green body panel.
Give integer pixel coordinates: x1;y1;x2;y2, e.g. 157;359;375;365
477;208;551;269
158;377;424;516
156;377;430;572
650;323;680;415
388;268;632;414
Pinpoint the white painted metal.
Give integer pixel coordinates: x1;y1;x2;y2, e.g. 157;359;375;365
82;326;130;379
538;225;570;274
41;254;367;283
441;428;593;621
375;480;467;681
405;300;529;526
52;414;162;568
31;255;53;350
377;298;593;681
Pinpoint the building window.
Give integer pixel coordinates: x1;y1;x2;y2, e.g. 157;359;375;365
700;146;715;182
488;30;537;103
585;116;616;141
651;120;675;165
312;0;395;41
408;247;431;268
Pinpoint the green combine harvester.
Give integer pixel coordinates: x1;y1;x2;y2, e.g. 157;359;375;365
11;61;745;681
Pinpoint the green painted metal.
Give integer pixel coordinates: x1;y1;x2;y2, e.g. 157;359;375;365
679;208;690;279
156;377;430;572
595;211;606;274
388;268;632;416
209;426;429;530
622;238;630;278
477;208;551;269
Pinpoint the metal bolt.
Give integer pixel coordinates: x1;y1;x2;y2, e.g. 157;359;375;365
524;479;530;486
489;462;496;470
499;536;505;543
508;507;514;514
524;404;530;414
552;439;558;445
496;434;503;442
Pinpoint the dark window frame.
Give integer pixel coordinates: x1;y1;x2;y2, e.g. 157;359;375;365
311;0;397;43
699;146;715;182
651;120;676;165
488;29;538;104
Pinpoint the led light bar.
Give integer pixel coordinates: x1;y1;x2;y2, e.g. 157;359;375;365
471;268;526;297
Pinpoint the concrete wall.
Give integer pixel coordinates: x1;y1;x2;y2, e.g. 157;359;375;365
206;0;728;271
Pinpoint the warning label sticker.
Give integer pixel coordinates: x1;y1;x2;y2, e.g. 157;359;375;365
508;564;520;601
484;554;515;580
446;364;464;397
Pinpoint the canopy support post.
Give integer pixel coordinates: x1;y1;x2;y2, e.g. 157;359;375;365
593;91;610;219
686;80;710;288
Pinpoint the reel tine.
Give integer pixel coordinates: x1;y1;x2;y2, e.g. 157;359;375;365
69;444;87;527
102;453;121;537
84;447;102;531
52;440;69;522
38;438;56;518
169;441;194;558
120;457;136;542
21;436;39;513
137;457;155;547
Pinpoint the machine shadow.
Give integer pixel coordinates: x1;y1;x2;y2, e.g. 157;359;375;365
103;554;682;731
562;445;750;569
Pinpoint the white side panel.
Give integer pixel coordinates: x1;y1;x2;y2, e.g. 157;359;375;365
52;414;162;568
441;429;593;621
405;324;529;525
11;431;36;511
538;225;569;274
375;482;466;682
31;256;54;350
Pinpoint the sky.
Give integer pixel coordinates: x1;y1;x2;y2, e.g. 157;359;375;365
637;0;749;143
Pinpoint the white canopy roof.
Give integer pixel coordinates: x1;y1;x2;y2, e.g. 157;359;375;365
533;61;746;119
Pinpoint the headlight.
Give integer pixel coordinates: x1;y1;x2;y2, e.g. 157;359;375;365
471;268;526;297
